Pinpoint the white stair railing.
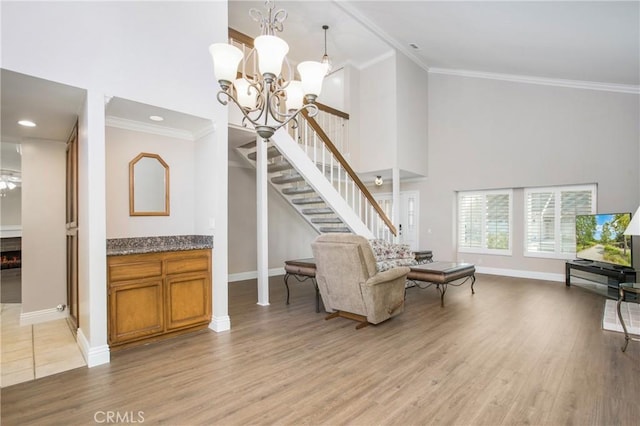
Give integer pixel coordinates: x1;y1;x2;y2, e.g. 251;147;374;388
289;109;397;240
229;28;396;241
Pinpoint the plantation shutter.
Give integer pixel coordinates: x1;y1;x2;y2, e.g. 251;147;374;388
525;185;596;258
560;190;594;254
526;191;556;253
458;190;512;254
458;194;483;249
486;193;510;250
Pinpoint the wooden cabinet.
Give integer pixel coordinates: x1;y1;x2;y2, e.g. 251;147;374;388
107;249;211;349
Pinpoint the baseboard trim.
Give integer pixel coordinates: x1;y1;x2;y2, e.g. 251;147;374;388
77;328;110;367
19;307;68;326
228;267;285;282
209;315;231;332
476;266;564;283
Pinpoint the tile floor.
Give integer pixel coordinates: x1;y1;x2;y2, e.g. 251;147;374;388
1;303;86;388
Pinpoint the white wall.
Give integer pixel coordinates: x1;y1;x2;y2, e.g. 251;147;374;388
2;1;229;363
407;73;640;277
396;53;428;177
20;140;66;313
228;163;316;276
105;127;196;238
318;68;346;111
358;53;397;174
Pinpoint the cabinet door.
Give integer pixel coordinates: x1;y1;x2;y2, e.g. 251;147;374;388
165;272;211;330
109;279;164;345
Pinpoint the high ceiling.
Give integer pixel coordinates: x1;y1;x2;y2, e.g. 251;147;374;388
2;1;638;173
230;0;639;87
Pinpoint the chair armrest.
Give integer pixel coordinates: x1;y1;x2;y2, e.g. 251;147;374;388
366;267;410;287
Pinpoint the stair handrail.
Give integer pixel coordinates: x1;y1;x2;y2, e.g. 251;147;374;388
301;109;397;236
228;27;396;237
315;102;349;120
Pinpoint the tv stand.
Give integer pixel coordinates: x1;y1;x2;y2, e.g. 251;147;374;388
566;260;636;299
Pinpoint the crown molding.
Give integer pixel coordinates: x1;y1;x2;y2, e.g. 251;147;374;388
105;116;198;141
429;68;640;94
334;1;639;95
193;123;216;140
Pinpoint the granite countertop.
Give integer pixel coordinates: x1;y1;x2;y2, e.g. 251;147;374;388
107;235;213;256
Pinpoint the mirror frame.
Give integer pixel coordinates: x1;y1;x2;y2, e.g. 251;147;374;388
129;152;170;216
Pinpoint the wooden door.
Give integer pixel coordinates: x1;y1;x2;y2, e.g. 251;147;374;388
66;122;79;333
165;272;211;330
109;279;164;345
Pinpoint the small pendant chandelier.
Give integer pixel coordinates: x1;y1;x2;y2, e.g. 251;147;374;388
209;0;327;140
321;25;332;75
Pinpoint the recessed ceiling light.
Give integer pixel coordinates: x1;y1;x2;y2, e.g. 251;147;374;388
18;120;36;127
149;115;164;122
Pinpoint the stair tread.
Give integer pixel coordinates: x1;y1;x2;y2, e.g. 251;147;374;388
239;140;257;149
247;147;280;161
291;197;324;205
268;160;293;173
302;207;334;215
320;227;351;233
271;174;305;184
311;217;343;224
282;186;314;195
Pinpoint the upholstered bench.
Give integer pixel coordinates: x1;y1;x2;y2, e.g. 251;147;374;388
284;258;320;312
407;262;476;307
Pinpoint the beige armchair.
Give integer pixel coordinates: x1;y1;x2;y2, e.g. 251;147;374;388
311;234;410;329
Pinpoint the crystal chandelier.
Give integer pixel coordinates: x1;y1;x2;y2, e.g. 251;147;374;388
209;1;327;140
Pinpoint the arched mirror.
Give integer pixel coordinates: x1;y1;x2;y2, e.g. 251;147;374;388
129;153;170;216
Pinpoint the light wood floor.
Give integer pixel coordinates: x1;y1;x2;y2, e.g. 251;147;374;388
2;274;639;425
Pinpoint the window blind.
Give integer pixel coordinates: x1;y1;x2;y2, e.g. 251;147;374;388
525;185;596;259
458;190;512;254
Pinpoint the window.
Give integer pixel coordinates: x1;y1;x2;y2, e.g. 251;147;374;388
525;184;596;259
458;190;512;255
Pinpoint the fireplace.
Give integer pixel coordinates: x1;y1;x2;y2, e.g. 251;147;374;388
1;237;21;270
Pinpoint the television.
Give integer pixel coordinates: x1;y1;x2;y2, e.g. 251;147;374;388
575;213;633;268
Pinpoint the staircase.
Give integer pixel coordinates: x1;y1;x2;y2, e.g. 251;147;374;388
237;139;355;235
230;28;396;242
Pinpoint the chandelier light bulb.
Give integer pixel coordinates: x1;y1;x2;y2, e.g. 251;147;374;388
297;61;326;101
284;81;304;111
234;79;258;109
209;43;244;89
254;35;289;79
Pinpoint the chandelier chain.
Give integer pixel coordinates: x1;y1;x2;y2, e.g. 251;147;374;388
249;0;287;36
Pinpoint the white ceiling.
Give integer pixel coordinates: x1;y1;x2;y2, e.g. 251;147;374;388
230;0;640;87
2;1;638;175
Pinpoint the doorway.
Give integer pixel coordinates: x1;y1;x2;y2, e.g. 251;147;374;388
66;122;79;333
375;191;420;250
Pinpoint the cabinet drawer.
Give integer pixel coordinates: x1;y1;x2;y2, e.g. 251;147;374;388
109;259;163;283
166;254;209;275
